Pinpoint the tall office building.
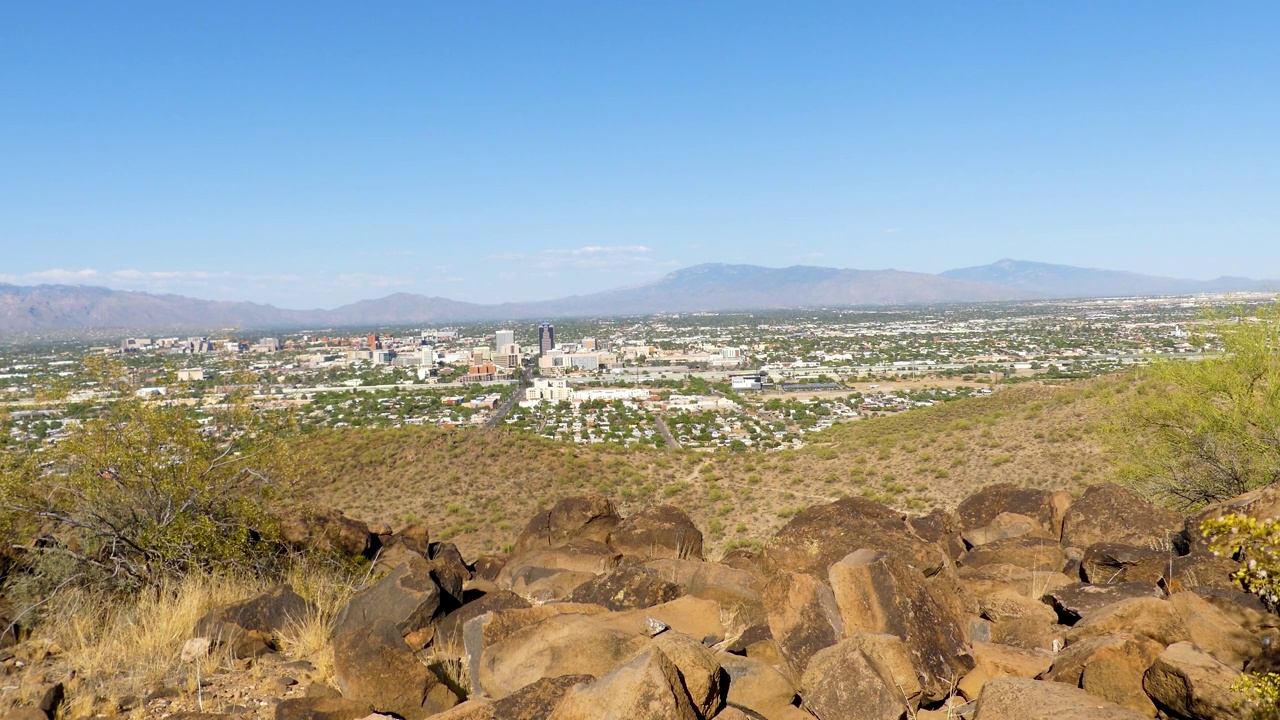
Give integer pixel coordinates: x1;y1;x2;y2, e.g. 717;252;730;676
495;329;515;349
538;323;556;355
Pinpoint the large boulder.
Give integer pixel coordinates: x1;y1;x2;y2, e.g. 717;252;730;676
1080;544;1165;585
434;590;531;652
1143;642;1251;720
761;570;843;678
476;612;649;699
650;632;725;719
273;697;372;720
1168;591;1260;668
514;495;620;554
907;508;967;561
971;677;1151;719
279;506;378;558
1060;485;1183;550
827;550;974;702
1044;633;1163;716
548;646;704;720
497;541;622;587
462;604;611;692
956;484;1073;537
609;505;704;561
762;498;946;577
567;566;684;610
799;639;908;720
718;652;799;719
963;512;1053;548
1042;583;1164;625
1066;597;1189;647
331;618;459;720
961;537;1065;573
333;555;461;639
1185;482;1280;553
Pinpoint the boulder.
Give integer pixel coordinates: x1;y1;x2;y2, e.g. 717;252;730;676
1060;485;1183;551
1168;591;1260;668
617;595;727;641
975;587;1059;625
971;642;1053;680
955;484;1073;536
718;652;799;719
799;640;908;720
1127;552;1241;592
333;555;460;639
836;633;923;707
497;541;622;588
511;569;599;603
762;497;946;577
963;513;1051;548
961;537;1065;573
1044;633;1163;716
971;677;1151;719
761;570;843;678
331;618;458;720
1066;597;1188;647
907;508;967;560
1042;583;1164;625
1185;482;1280;553
1080;544;1166;585
476;612;649;699
567;566;684;610
472;555;508;582
514;495;620;554
481;674;595;720
609;505;704;561
989;616;1066;653
462;604;610;692
194;584;312;657
434;590;531;652
651;632;725;718
644;559;766;630
280;507;378;558
827;550;973;702
548;646;703;720
1143;642;1250;720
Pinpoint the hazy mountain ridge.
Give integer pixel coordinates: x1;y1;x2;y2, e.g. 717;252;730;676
0;260;1273;331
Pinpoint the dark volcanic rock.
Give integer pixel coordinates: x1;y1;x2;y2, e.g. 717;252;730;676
566;566;684;610
1043;582;1164;625
608;505;704;561
956;483;1072;536
514;495;620;554
763;497;946;577
1061;484;1184;551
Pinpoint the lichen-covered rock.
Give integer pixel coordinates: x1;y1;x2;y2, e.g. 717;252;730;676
567;566;684;610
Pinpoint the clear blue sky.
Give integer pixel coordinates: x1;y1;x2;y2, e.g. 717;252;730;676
2;2;1278;308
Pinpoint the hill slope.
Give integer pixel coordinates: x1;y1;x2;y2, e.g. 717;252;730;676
942;258;1275;298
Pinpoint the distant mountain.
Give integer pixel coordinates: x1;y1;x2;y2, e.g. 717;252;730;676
942;259;1276;299
0;260;1273;332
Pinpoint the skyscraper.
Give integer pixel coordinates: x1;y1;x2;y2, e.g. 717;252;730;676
495;329;515;349
538;323;555;355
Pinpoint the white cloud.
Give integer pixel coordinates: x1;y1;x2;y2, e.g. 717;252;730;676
487;245;654;270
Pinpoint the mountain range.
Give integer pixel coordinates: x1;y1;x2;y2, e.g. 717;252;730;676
0;260;1275;332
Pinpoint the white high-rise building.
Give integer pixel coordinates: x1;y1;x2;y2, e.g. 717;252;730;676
495;329;515;349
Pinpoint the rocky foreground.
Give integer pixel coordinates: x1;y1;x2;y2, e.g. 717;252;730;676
8;482;1280;720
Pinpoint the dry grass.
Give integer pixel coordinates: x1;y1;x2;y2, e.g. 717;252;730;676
297;375;1133;559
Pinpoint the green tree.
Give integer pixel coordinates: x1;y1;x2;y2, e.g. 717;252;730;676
1113;304;1280;509
0;399;297;590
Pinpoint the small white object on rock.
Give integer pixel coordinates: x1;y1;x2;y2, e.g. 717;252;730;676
180;637;211;663
644;617;669;636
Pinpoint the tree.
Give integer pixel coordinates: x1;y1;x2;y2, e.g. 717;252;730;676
0;399;297;590
1113;304;1280;509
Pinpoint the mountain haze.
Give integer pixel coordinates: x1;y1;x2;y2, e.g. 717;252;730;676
1;260;1274;332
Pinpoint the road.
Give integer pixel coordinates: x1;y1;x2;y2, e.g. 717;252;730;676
487;367;531;427
654;414;681;449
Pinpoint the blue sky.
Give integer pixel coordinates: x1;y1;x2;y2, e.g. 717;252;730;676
2;2;1278;308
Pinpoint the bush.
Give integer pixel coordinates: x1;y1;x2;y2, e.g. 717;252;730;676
0;400;297;593
1201;513;1280;608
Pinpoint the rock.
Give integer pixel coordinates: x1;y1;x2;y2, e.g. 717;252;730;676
761;571;843;677
989;616;1066;653
472;555;508;582
837;633;923;707
975;587;1059;625
956;484;1073;537
763;497;947;577
1060;485;1183;551
907;508;967;560
608;505;704;561
799;640;908;720
827;550;973;702
961;537;1065;573
1067;597;1189;647
1168;591;1260;668
1185;482;1280;554
548;646;702;720
425;701;495;720
1080;544;1166;584
972;677;1151;719
462;604;610;692
476;613;649;699
651;632;725;718
621;596;726;641
718;548;764;574
971;642;1053;680
331;619;458;720
1042;582;1164;625
280;507;378;559
1044;633;1163;716
497;541;622;587
511;569;599;603
194;584;313;658
514;495;621;554
1131;552;1241;592
435;590;531;652
481;674;595;720
718;652;798;719
964;512;1051;548
567;566;684;610
333;555;459;639
1143;642;1250;720
274;698;372;720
